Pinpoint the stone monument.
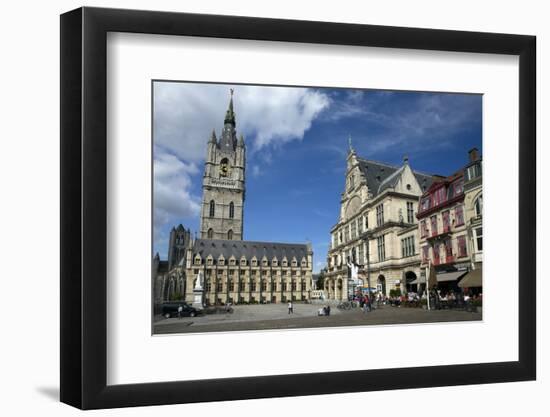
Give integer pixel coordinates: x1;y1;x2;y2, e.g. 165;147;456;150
192;271;205;310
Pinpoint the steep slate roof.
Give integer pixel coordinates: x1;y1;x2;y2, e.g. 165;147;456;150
357;158;435;197
193;239;310;261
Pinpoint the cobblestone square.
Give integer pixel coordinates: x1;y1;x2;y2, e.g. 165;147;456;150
153;303;481;334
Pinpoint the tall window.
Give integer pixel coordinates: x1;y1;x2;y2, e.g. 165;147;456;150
457;235;467;257
261;280;267;291
422;246;429;263
229;201;234;218
358;243;364;265
350;220;357;239
251;281;257;291
377;235;386;262
444;239;453;260
442;211;450;232
455;205;465;226
376;204;384;227
207;228;213;239
209;200;215;217
227;229;233;240
216;280;223;292
420;220;428;238
401;236;415;257
474;195;483;216
475;227;483;251
433;244;440;264
358;216;363;234
239;280;245;291
272;282;277;292
452;179;464;197
430;215;438;236
364;213;369;229
420;196;430;212
407;202;414;223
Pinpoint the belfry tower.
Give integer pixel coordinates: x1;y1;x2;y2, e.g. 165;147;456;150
199;89;246;240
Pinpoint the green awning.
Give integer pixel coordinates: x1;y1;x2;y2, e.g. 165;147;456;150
458;269;482;288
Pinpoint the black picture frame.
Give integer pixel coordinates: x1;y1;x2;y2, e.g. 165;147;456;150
60;6;536;410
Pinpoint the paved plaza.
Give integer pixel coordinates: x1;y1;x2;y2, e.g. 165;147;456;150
153;303;482;334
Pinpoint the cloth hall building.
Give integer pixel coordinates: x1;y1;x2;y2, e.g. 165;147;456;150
153;92;313;305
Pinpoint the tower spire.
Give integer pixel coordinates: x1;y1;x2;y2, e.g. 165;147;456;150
224;88;236;127
209;129;217;143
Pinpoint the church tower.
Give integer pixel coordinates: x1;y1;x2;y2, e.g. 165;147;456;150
199;89;246;240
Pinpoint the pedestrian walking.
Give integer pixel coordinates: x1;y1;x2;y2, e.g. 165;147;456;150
326;305;331;316
177;304;183;319
288;301;293;314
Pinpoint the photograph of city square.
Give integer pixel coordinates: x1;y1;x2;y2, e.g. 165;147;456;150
152;81;483;335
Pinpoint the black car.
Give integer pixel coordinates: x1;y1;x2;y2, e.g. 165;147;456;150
161;302;200;318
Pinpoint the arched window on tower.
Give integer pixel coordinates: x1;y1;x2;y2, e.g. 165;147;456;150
229;202;234;219
207;228;214;239
227;230;233;240
209;200;215;217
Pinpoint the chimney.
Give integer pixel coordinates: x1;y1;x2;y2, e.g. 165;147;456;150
468;147;479;162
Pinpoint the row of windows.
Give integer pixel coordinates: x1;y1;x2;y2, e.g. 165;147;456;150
194;257;307;267
334;201;417;248
204;269;306;277
208;200;235;218
205;280;308;292
420;205;465;238
421;235;469;264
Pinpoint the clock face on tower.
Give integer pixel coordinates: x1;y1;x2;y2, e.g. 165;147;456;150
220;159;229;177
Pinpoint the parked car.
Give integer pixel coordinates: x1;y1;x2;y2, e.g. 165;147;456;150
161;302;200;318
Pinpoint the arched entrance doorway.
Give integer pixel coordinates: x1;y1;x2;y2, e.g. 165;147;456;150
377;275;386;296
405;271;418;293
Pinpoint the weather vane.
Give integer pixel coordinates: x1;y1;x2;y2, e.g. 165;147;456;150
230;88;234;96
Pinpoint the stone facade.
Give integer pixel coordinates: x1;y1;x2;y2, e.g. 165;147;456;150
183;239;313;305
200;91;245;241
325;146;437;300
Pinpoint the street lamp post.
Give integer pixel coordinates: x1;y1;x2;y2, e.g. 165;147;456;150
359;231;373;310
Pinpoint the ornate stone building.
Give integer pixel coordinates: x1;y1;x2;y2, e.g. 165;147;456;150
324;145;437;300
153;91;313;304
183;239;312;305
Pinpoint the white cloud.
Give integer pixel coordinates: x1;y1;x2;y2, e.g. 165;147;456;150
153;150;201;232
153;82;330;162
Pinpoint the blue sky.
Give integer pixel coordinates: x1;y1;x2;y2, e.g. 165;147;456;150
153;82;482;272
